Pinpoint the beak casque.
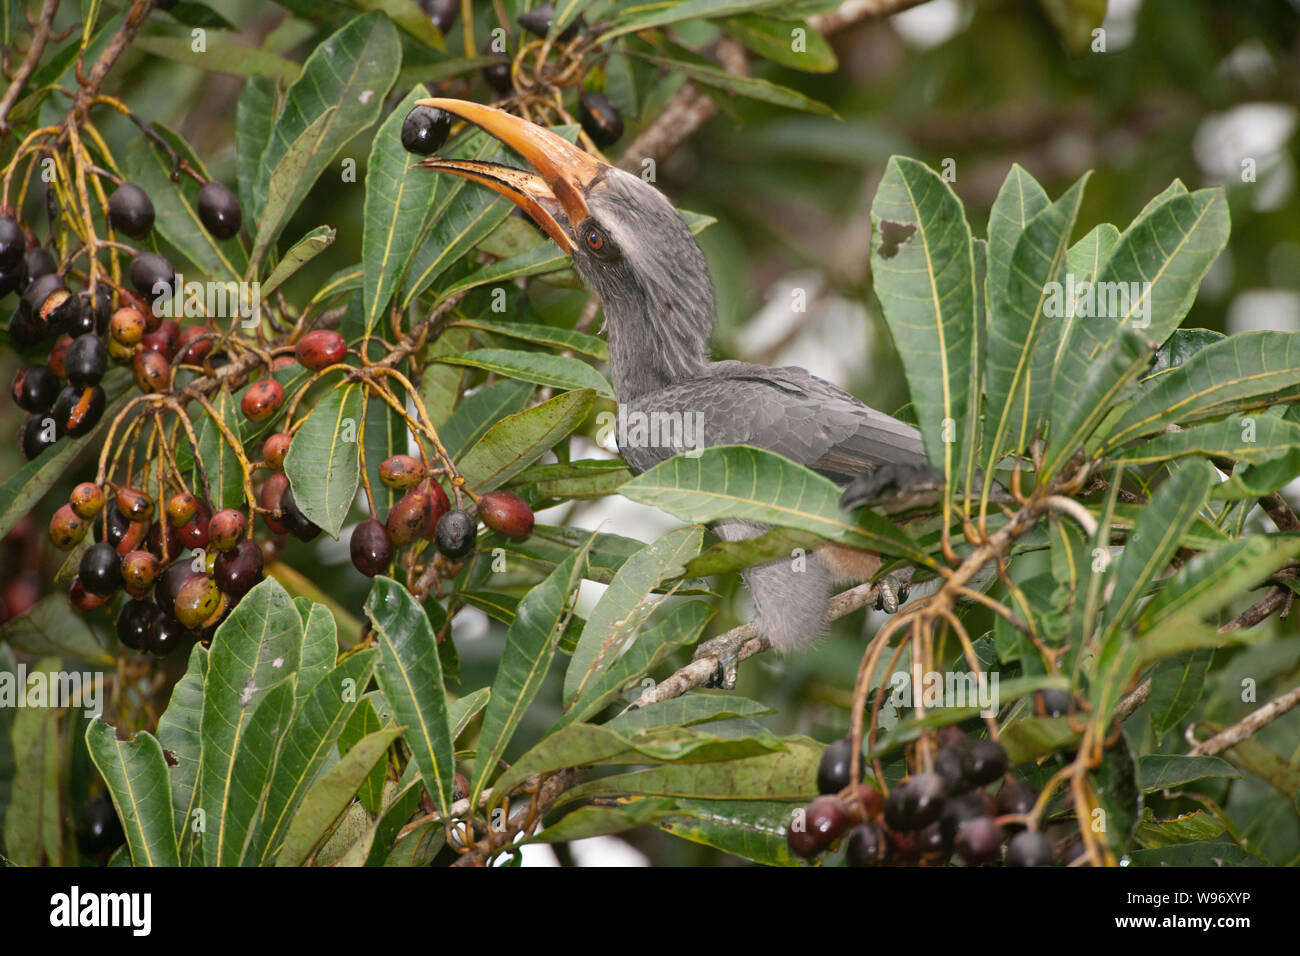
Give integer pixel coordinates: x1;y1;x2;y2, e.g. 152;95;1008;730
412;97;606;254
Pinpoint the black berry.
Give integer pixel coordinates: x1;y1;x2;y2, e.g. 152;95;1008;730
401;105;451;156
108;183;155;238
197;181;242;239
65;333;108;388
116;598;162;651
1006;829;1054;867
79;541;123;596
213;538;264;598
816;735;859;795
434;508;477;559
578;91;624;147
0;215;25;271
350;519;394;577
129;251;175;302
12;364;59;412
962;739;1009;787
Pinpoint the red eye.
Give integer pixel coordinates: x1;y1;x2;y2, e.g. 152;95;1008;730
585;228;604;251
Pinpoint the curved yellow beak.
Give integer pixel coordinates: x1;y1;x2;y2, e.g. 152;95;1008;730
413;97;606;254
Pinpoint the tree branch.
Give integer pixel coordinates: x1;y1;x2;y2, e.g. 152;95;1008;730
620;578;886;713
1188;684;1300;757
0;0;60;134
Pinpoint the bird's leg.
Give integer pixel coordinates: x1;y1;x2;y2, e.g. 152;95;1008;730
693;630;760;689
873;573;911;613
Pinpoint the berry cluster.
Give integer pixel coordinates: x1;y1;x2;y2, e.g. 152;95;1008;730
8;175;242;462
788;727;1055;867
405;2;624;153
49;478;263;656
349;455;535;578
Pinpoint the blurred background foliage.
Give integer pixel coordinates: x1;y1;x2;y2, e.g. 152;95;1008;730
2;0;1299;865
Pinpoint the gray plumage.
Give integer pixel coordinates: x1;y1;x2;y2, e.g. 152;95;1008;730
571;168;929;652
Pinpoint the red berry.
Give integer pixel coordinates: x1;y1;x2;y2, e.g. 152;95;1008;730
241;379;284;423
294;329;346;371
378;454;424;490
262;433;291;471
350;519;394;577
477;489;534;538
207;509;246;552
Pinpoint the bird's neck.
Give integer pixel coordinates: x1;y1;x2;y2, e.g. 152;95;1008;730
602;281;715;402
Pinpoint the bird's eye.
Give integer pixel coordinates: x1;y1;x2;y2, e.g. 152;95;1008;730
585;227;605;252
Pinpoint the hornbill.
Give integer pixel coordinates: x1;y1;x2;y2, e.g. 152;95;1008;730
416;98;932;686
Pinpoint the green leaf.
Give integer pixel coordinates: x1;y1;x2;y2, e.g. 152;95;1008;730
1137;534;1300;632
1104;460;1216;630
555;600;715;730
717;15;837;72
85;721;179;867
1129;841;1266;866
155;643;207;847
449;318;609;360
439;378;533;459
363;85;441;335
436;349;613;399
1043;187;1230;477
1090;733;1142;859
565;526;703;705
659;798;806;866
521;799;678;845
262;226;336;295
0;594;112;665
275;725;404;867
607;695;776;734
354;0;445;49
870;156;976;513
218;679;297;867
620;445;933;565
200;578;304;867
237;75;278;219
999;717;1079;765
510;459;633;503
251;12;400;268
449;687;491;739
1137;754;1241;791
339;696;387;815
457;388;596;492
253;650;377;864
558;737;822;804
284;382;364;538
1136;809;1227;848
3;659;66;865
982;173;1088;462
1106;331;1300;447
986;164;1050;313
297;602;339;704
131;34;301;80
602;1;795;40
366;577;457;815
1118;415;1300;465
1148;649;1213;739
472;535;595;804
193;385;246;513
632;52;835;115
1053;223;1121;371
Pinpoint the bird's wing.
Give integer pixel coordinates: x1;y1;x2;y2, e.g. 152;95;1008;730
617;362;929;483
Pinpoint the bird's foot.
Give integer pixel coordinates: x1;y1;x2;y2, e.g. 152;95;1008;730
693;631;752;690
873;573;910;614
